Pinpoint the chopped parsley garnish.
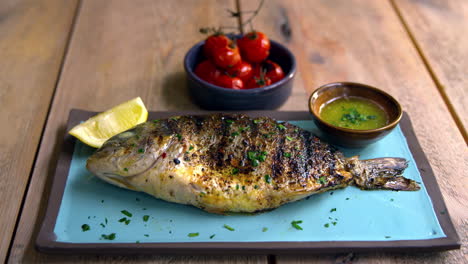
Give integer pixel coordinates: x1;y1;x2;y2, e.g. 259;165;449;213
330;208;337;213
247;150;267;166
138;148;144;153
318;176;327;184
346;197;350;200
101;233;116;240
236;184;239;190
284;152;292;158
189;145;194;150
105;218;108;224
390;198;394;202
188;232;199;237
264;174;271;184
254;185;259;189
100;223;105;228
277;124;287;130
143;215;150;222
251;159;259;167
286;136;293;141
170;117;178;121
239;126;250;132
340;108;377;125
223;224;235;231
332;221;337;226
144;234;149;237
242;186;245;190
324;223;330;228
123;168;128;172
291;220;303;230
253;119;261;124
210;234;216;239
231;132;239;137
385;236;391;239
232;168;239;175
262;227;268;232
121;210;132;217
176;134;182;140
118;217;126;222
225;119;234;124
81;224;90;232
101;200;104;203
153;119;160;123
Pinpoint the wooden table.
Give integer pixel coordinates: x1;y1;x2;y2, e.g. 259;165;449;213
1;0;466;263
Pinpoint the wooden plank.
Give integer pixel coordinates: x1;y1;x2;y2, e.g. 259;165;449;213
393;0;468;142
0;0;78;262
238;0;467;263
7;0;266;263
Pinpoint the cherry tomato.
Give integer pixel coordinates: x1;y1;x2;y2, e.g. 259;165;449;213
204;34;231;59
215;74;244;89
211;45;241;69
245;75;272;89
237;31;270;63
255;60;285;83
194;60;221;83
226;61;253;82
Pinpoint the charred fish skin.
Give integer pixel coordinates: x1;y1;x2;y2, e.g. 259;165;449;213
86;114;419;214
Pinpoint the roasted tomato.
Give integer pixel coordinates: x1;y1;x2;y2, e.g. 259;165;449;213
194;60;222;83
203;34;230;59
237;31;270;63
215;74;244;89
245;75;272;89
255;60;285;83
226;61;253;82
211;45;241;69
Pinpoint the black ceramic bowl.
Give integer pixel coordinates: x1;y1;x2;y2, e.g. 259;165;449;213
184;37;296;110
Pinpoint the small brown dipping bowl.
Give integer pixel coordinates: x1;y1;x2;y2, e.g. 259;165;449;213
309;82;402;148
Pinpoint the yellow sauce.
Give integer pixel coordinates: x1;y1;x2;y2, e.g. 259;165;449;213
320;97;388;130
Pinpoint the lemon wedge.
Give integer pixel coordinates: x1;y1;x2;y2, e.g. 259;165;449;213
69;97;148;148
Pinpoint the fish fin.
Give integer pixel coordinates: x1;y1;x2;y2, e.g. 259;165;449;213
347;157;420;191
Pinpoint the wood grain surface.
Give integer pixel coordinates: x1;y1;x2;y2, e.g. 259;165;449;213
0;0;78;262
393;0;468;143
239;0;467;263
7;0;266;263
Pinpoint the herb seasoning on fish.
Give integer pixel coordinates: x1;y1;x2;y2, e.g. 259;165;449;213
87;114;420;214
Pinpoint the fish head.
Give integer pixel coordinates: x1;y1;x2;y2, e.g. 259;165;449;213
86;123;173;186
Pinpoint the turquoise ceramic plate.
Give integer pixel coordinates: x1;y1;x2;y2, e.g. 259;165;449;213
36;110;460;254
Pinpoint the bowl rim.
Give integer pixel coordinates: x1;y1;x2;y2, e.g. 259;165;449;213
184;38;296;94
308;82;403;134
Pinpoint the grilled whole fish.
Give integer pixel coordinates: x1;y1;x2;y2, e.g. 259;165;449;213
86;114;420;214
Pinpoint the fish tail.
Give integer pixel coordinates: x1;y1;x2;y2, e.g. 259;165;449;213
346;157;420;191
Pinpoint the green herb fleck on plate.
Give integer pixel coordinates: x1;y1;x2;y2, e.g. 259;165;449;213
121;210;132;217
291;220;303;230
264;174;271;184
143;215;150;222
101;233;116;240
81;224;90;232
188;232;199;237
210;234;216;239
324;223;330;228
223;224;235;231
286;136;293;141
262;227;268;232
330;208;337;213
284;152;292;158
